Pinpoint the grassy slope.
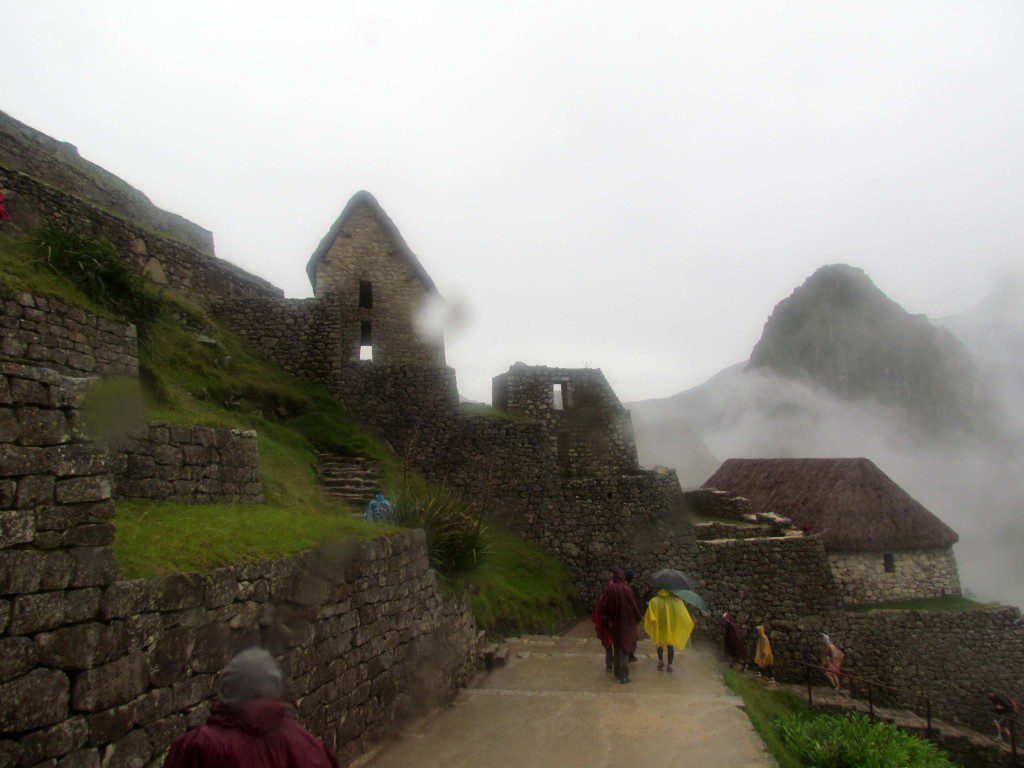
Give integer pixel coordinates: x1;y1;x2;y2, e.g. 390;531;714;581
723;669;812;768
1;233;575;632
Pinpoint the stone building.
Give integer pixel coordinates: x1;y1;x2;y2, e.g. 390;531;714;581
306;191;445;366
702;458;961;605
492;364;640;476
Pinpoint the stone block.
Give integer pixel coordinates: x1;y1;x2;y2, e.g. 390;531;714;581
35;622;115;670
10;590;67;634
69;547;116;588
0;550;73;594
0;636;37;683
0;510;34;548
16;407;70;446
56;747;100;767
0;668;70;732
99;728;151;768
56;444;110;478
17;716;88;765
155;574;205;611
71;653;149;712
15;474;56;507
99;581;157;620
55;476;112;504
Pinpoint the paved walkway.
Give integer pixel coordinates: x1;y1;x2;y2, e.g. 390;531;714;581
361;623;775;768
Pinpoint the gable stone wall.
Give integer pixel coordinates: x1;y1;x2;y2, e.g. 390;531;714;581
313;205;444;366
829;548;961;605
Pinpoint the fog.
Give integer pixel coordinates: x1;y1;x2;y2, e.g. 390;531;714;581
3;2;1024;402
3;4;1022;602
630;279;1024;606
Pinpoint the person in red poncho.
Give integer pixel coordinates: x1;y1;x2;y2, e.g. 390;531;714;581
599;567;644;684
0;191;11;223
163;648;339;768
591;575;617;673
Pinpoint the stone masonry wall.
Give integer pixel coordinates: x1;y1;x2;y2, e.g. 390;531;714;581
831;608;1024;732
313;204;444;366
0;166;282;304
829;548;961;605
1;363;479;767
2;289;139;378
115;423;264;504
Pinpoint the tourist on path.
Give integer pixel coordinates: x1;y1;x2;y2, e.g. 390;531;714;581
643;588;694;672
163;648;340;768
599;567;644;684
624;569;643;663
591;576;617;673
753;625;774;681
988;691;1020;742
820;633;844;691
722;612;747;671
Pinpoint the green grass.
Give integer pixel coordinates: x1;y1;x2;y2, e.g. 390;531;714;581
724;669;813;768
114;500;386;578
1;226;579;636
845;595;985;613
775;713;955;768
459;527;576;636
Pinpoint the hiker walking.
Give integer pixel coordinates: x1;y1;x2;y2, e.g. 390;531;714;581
591;576;617;673
599;567;643;684
722;612;747;671
988;691;1020;742
643;587;694;673
753;624;774;681
820;633;844;691
163;648;340;768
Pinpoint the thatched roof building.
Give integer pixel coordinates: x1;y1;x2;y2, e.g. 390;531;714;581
702;458;958;552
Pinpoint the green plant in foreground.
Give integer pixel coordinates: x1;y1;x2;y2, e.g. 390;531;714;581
23;223;165;336
392;483;491;576
774;713;955;768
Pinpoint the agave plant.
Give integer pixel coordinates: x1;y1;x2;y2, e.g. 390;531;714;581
391;483;492;576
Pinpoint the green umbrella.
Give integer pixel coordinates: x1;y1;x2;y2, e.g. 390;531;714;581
671;589;708;615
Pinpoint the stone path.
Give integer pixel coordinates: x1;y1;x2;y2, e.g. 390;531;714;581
360;623;775;768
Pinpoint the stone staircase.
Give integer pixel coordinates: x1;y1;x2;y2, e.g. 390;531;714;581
315;452;385;511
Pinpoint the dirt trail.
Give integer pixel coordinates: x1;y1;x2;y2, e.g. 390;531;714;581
361;623;775;768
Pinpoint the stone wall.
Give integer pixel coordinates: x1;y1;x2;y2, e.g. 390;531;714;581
682;488;754;520
2;289;139;378
115;423;264;504
0;109;214;256
832;608;1024;732
0;165;282;304
493;364;639;476
1;362;480;767
828;548;961;605
311;202;444;366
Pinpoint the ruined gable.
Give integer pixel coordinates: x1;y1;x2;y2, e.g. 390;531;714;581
305;192;444;365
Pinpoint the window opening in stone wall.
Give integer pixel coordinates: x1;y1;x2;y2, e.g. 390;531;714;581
360;321;373;361
883;552;896;573
552;382;569;411
359;280;373;309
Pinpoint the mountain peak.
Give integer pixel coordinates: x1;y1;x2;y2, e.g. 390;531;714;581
748;264;983;431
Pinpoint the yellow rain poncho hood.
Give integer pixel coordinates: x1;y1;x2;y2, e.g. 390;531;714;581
643;589;694;650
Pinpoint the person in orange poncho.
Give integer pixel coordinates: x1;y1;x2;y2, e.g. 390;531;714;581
643;589;694;673
754;624;774;681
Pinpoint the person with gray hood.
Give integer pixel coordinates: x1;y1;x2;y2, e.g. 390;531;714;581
163;648;340;767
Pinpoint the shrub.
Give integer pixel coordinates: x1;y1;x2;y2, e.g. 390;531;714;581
392;484;491;576
24;223;164;336
773;713;955;768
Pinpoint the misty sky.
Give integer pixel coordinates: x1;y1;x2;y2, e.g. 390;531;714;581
4;2;1023;403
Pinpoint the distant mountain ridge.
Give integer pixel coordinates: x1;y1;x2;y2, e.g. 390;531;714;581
748;264;984;432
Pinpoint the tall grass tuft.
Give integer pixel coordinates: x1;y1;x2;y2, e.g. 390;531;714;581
392;483;491;576
24;223;164;337
774;713;955;768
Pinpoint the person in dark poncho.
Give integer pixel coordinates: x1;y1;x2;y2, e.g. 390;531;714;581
722;612;747;671
600;567;644;684
163;648;339;768
591;575;617;672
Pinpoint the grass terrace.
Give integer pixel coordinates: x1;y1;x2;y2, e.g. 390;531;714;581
0;226;576;635
845;595;986;613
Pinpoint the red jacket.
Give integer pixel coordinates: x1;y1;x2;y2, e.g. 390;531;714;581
163;700;339;768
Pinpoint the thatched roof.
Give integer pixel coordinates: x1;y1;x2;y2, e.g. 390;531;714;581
305;191;438;295
702;458;958;552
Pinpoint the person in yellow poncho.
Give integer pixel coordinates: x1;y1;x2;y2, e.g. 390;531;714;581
643;589;694;672
754;624;774;681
